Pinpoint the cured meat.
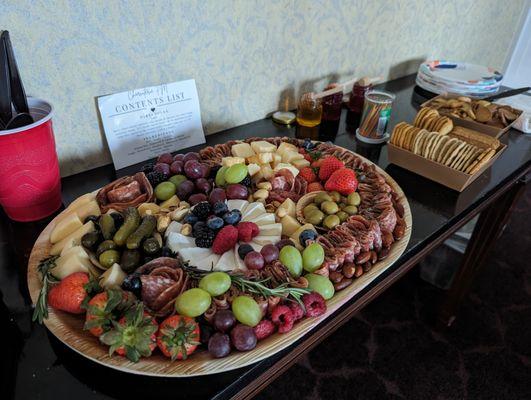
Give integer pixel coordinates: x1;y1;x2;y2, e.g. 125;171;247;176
135;257;189;317
96;172;154;213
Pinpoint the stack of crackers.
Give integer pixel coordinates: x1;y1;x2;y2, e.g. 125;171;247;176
390;121;500;175
413;107;453;134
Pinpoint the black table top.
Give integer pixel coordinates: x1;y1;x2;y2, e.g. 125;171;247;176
1;74;530;400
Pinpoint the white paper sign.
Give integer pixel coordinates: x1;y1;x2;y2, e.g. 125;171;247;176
97;80;205;169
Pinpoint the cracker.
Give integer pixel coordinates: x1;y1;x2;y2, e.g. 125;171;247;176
455;144;476;171
413;130;428;155
421;115;437;130
413;108;429;127
428;134;445;160
398;125;412;149
460;148;482;172
469;148;496;175
439;117;453;135
390;122;405;145
444;141;466;166
441;140;461;165
437;137;458;163
431;135;450;161
405;127;418;151
423;132;439;158
450;143;471;169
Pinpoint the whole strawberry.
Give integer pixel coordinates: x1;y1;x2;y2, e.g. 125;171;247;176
48;272;90;314
324;167;358;195
318;156;344;181
298;167;317;183
212;225;239;254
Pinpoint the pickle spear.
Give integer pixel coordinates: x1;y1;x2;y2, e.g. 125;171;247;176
126;215;157;249
113;207;140;246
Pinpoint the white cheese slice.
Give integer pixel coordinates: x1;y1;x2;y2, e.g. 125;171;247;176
242;202;266;221
248;242;263;252
214;249;236;271
227;199;248;213
164;221;183;238
233;244;248;271
248;212;276;226
176;244;211;261
167;232;195;253
195;252;221;271
258;223;282;237
252;235;279;246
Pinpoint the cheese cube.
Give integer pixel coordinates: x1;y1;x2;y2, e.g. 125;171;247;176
273;163;299;177
247;163;261;176
231;143;255;158
260;164;274;179
276;198;296;218
292;158;311;169
222;157;245;167
257;152;274;164
252;170;265;184
280;215;301;237
251;141;277;154
51;213;83;244
276;142;298;157
282;151;304;163
272;154;282;168
290;223;318;250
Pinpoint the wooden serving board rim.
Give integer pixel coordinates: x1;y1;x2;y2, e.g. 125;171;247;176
27;144;412;377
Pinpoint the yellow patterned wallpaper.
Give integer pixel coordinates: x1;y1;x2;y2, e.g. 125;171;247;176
0;0;526;176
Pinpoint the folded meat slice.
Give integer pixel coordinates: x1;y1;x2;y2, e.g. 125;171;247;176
96;172;154;213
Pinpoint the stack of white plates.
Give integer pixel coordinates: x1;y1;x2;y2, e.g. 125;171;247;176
416;60;503;98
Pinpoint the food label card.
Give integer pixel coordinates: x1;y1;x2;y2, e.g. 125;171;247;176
97;80;205;169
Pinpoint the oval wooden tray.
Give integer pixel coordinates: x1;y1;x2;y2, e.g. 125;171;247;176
27;150;412;377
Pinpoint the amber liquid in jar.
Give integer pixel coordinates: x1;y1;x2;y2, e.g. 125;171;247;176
296;93;322;127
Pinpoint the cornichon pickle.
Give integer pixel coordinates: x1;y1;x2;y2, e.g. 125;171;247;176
113;207;140;246
126;215;157;249
99;249;121;269
142;237;161;255
120;249;141;272
99;214;116;240
97;240;118;257
81;231;101;250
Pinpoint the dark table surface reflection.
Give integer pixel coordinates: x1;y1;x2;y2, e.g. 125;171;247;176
1;75;530;400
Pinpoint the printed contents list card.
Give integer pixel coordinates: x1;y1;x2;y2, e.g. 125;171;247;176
98;80;205;169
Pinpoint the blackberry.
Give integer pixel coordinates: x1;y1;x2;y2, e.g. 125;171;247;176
213;201;229;217
141;163;154;174
192;201;212;220
147;171;165;187
240;174;252;187
192;221;207;237
195;227;216;248
209;165;221;179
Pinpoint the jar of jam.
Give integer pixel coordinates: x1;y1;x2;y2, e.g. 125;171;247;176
321;84;343;121
296;93;322;127
348;78;373;114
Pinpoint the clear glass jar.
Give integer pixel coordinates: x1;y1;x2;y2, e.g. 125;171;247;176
296;93;322;127
357;90;395;143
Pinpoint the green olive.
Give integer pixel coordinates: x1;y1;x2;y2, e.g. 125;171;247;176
328;191;341;202
337;211;349;222
99;249;121;269
303;204;319;216
314;192;332;205
347;192;361;206
305;209;325;225
323;215;340;229
321;201;339;215
343;205;358;215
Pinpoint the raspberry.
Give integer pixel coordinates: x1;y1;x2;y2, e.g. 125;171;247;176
298;167;317;183
253;319;276;340
288;302;305;321
307;182;324;192
318;156;344;181
212;225;238;254
271;305;295;333
237;222;259;242
302;292;326;317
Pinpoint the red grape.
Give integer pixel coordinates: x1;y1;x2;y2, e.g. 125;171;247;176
184;160;204;179
153;162;170;176
226;184;248;200
195;178;211;193
176;180;195;199
170;160;183;175
230;324;257;351
173;153;184;162
208;333;231;358
189;193;208;205
209;188;227;204
213;310;236;333
244;251;265;270
183;152;200;164
157;153;173;164
260;244;279;263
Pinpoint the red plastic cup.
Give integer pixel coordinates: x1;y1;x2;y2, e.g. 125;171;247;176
0;98;62;221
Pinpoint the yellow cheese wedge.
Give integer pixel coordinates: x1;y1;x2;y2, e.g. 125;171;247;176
280;215;301;237
247;163;261;176
273;163;299;177
99;263;127;289
260;164;274;180
50;221;95;255
277;198;296;218
282;151;305;163
292;158;311;169
65;192;96;212
250;141;277;153
75;200;101;222
231;143;255;158
50;213;83;244
276;142;298;157
222;157;246;167
257;152;274;164
51;247;92;279
272;154;282;168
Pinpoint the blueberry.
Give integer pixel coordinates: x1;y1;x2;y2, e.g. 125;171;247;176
223;209;242;225
303;138;315;150
299;229;318;247
161;246;176;258
183;213;199;225
213;201;229;217
206;215;224;230
238;243;254;260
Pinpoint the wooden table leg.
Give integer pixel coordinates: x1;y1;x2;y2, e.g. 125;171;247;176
437;178;527;328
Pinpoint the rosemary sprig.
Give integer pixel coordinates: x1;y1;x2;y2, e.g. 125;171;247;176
32;255;59;324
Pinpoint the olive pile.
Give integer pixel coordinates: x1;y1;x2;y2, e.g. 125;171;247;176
303;191;361;230
81;206;167;272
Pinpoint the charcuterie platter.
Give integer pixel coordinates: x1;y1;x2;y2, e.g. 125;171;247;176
28;137;411;377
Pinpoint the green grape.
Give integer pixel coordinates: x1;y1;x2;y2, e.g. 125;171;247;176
224;163;248;184
174;288;211;317
169;174;187;187
215;166;228;186
199;272;231;296
302;243;325;272
279;245;302;278
155;181;176;201
304;273;335;300
231;296;261;327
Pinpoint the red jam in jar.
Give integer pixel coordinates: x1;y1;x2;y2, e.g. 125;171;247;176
348;81;373;114
322;84;343;121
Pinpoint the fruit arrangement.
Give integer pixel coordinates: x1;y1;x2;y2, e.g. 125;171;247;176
31;137;407;367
